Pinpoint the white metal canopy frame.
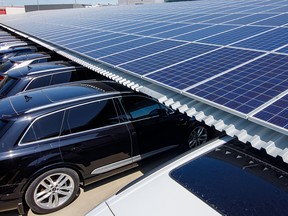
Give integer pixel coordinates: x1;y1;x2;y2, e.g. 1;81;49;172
0;0;288;163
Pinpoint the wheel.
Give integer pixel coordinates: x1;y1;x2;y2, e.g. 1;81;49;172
25;168;80;214
186;124;209;150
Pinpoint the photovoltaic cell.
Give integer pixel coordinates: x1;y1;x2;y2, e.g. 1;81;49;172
234;28;288;51
254;94;288;129
277;46;288;54
187;54;288;114
99;40;185;66
199;26;272;45
63;33;125;49
146;48;263;90
225;14;277;25
86;37;160;58
173;25;237;42
137;23;189;36
119;43;217;75
203;14;249;24
73;35;140;53
253;14;288;26
153;24;211;38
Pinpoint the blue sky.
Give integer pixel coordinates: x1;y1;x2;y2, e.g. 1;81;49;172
0;0;118;6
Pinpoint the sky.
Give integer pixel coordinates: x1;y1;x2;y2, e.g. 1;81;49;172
0;0;118;6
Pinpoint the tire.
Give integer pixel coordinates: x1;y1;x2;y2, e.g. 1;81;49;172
185;124;210;150
25;168;80;214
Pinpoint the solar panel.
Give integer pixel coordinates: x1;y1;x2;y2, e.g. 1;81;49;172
146;48;263;90
99;40;185;66
187;54;288;114
118;43;217;75
234;28;288;51
225;14;277;25
253;94;288;130
173;25;237;42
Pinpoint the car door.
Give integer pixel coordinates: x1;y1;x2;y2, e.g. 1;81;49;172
58;98;133;177
118;95;185;156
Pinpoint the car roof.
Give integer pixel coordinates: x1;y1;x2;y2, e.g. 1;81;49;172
93;136;288;216
0;80;132;118
0;46;37;54
7;52;50;62
7;61;76;77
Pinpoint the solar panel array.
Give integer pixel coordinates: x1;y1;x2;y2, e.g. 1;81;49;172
1;0;288;134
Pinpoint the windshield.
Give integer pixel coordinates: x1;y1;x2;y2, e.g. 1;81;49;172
0;60;14;73
0;76;19;98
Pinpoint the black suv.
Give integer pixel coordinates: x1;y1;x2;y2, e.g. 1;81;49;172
0;61;106;98
0;80;213;214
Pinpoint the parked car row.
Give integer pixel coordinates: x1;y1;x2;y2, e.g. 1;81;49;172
0;29;215;215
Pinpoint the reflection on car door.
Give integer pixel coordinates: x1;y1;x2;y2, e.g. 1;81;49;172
58;99;133;176
118;95;183;155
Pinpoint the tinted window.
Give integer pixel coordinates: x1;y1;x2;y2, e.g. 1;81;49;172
120;96;161;121
26;75;51;90
0;119;9;137
70;70;103;81
170;143;288;215
0;76;18;97
0;60;13;72
21;111;64;143
61;99;118;135
51;72;71;85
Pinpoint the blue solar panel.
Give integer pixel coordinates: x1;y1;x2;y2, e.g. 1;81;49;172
86;37;160;58
203;14;249;24
277;46;288;54
146;48;263;90
73;35;140;53
100;40;185;66
234;28;288;51
173;25;237;42
199;26;272;45
63;33;125;49
253;14;288;26
254;94;288;130
187;54;288;114
119;43;217;75
59;32;112;46
225;14;277;25
184;14;225;23
137;23;189;36
125;22;172;34
153;24;211;38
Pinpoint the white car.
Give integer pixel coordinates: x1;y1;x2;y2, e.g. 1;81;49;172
87;135;288;216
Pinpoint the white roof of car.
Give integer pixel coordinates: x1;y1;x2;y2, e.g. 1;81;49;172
86;136;232;216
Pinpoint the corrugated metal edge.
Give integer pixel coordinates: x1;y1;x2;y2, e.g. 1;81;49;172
2;24;288;164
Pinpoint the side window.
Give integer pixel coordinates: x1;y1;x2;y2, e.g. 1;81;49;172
69;70;103;81
26;75;51;90
61;99;119;135
21;111;64;144
51;72;71;85
119;96;162;121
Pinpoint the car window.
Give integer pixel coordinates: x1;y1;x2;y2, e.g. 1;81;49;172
119;96;162;121
0;76;19;97
21;111;64;144
0;60;13;72
51;72;71;85
61;99;119;135
25;75;52;90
